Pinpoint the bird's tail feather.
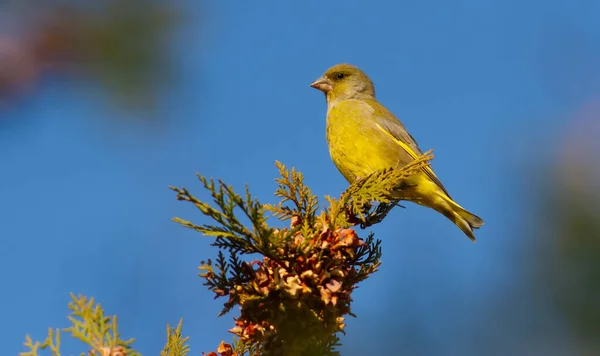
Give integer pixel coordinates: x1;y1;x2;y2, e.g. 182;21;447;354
454;204;484;229
436;196;484;242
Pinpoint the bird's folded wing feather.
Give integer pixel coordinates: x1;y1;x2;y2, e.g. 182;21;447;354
364;100;452;198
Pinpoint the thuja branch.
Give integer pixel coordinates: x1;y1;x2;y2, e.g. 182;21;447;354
21;294;141;356
335;149;434;228
171;176;277;257
170;151;433;356
21;294;192;356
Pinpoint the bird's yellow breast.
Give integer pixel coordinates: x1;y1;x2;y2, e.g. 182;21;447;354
326;99;411;183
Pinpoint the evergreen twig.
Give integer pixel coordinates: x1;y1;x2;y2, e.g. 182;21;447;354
171;151;433;355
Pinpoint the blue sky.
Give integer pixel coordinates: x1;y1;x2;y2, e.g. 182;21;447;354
2;0;600;355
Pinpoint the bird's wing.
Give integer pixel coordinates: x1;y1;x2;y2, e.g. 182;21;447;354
364;99;452;198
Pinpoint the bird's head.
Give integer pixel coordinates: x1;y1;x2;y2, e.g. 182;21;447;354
310;64;375;104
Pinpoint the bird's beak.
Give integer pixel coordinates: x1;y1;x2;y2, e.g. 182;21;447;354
310;76;333;93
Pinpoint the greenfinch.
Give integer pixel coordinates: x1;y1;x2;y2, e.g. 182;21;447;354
310;64;484;241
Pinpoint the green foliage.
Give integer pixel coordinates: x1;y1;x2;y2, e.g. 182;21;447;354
21;329;61;356
161;319;190;356
171;176;278;259
79;0;180;110
232;337;261;355
2;1;181;112
170;152;432;355
327;149;434;228
21;294;138;356
542;184;600;341
265;161;320;227
64;294;138;355
22;294;192;356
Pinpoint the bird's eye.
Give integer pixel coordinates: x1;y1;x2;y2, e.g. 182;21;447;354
335;72;345;79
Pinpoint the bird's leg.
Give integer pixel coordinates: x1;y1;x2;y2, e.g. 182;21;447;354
391;179;418;204
396;178;418;190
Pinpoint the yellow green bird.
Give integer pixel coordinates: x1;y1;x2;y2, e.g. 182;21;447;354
310;64;484;241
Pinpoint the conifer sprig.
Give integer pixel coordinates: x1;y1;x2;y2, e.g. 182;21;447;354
265;161;320;228
333;149;434;228
170;151;433;355
20;294;145;356
161;319;190;356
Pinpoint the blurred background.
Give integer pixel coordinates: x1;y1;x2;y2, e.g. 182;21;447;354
1;0;599;355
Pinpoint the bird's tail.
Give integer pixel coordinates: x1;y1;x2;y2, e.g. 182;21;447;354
435;195;484;242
